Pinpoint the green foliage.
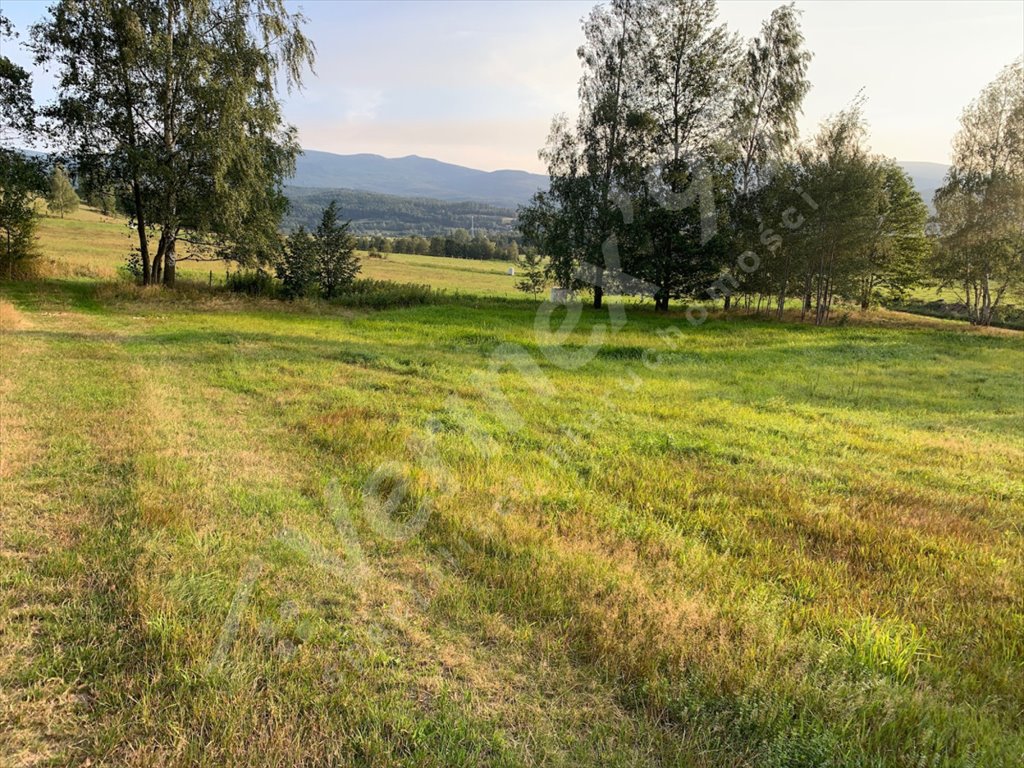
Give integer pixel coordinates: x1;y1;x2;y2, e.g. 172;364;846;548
225;268;278;297
328;278;439;308
857;161;931;306
732;3;812;194
631;159;734;310
228;270;436;308
788;102;886;324
518;152;590;294
933;58;1024;326
278;202;360;299
840;616;929;685
886;295;1024;330
520;1;939;324
0;197;39;279
515;250;547;297
279;226;319;298
119;250;143;283
519;0;796;312
285;187;517;238
354;231;519;262
33;0;315;285
80;182;119;216
47;164;79;218
727;2;812;302
0;12;35;137
313;202;360;298
0;152;45;280
1;14;42;280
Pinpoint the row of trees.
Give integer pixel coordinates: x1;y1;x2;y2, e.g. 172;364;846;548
521;0;809;313
2;0;316;287
355;230;520;261
746;104;931;324
933;61;1024;326
519;0;1020;325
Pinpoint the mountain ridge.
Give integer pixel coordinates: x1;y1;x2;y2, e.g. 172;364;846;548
291;149;548;207
291;149;949;210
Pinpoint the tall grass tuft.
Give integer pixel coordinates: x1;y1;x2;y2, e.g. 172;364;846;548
840;616;930;684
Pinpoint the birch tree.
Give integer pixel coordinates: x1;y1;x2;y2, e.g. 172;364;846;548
33;0;315;285
933;58;1023;325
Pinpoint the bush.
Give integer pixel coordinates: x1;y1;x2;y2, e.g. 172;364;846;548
118;251;144;283
886;297;1024;331
226;269;279;297
329;279;439;309
0;219;41;280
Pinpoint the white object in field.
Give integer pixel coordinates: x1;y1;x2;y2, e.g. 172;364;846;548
507;267;515;275
550;287;575;304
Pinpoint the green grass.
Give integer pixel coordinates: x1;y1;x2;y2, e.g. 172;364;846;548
33;205;522;295
1;211;1023;766
885;282;1024;330
358;252;521;296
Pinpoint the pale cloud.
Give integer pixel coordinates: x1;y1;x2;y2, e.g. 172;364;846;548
339;88;385;122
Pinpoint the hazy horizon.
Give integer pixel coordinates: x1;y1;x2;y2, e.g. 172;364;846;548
3;0;1022;173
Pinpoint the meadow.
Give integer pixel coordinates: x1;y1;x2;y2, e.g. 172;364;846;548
0;208;1022;766
30;206;523;296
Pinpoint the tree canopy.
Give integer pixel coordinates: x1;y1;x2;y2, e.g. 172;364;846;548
933;58;1023;325
0;12;44;278
33;0;315;285
47;164;79;218
519;0;944;325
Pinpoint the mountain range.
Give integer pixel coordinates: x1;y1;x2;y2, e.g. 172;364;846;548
290;149;950;211
291;150;547;208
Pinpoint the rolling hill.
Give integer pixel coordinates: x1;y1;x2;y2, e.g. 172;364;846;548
290;150;548;207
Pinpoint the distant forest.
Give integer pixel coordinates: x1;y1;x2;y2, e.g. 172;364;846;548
354;231;520;261
283;187;518;236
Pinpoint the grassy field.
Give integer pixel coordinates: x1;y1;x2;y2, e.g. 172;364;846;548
0;210;1022;766
32;206;522;296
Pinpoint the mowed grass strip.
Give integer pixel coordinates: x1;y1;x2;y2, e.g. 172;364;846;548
0;275;1022;766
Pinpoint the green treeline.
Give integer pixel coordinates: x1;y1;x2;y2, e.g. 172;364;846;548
284;187;516;237
354;229;519;261
518;1;1022;326
1;1;1019;324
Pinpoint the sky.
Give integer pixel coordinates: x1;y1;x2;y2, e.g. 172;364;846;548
2;0;1022;173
